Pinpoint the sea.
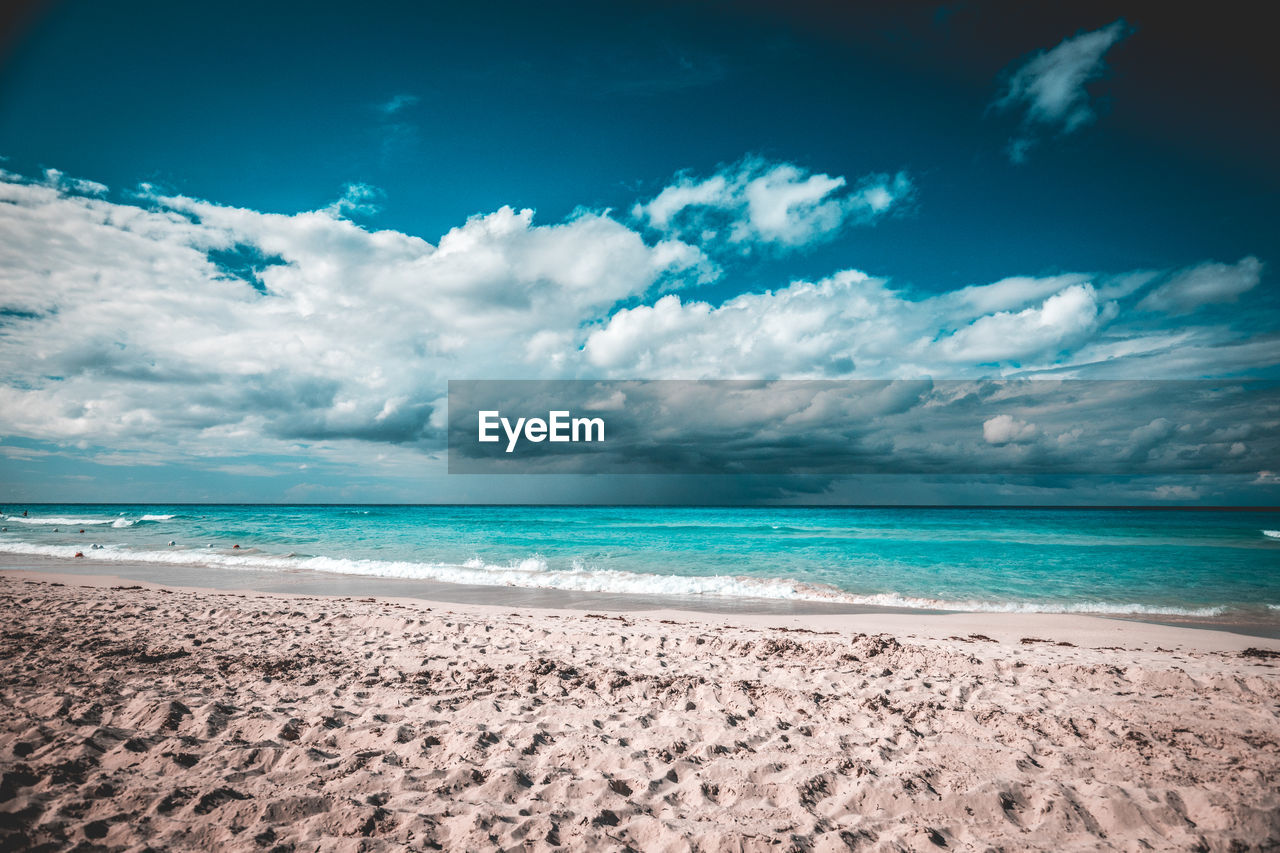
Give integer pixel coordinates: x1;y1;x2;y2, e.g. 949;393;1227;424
1;504;1278;628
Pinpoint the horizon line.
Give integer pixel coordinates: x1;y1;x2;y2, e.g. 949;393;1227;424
2;502;1278;511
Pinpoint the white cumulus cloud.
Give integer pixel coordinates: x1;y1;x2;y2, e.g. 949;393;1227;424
0;162;1273;475
633;157;912;249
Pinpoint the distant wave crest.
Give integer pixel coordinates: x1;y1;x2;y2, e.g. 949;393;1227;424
0;513;173;527
1;515;114;526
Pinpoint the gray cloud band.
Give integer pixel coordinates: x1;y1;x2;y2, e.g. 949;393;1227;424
448;380;1279;475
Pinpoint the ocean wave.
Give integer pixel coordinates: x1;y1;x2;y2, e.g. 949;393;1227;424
0;513;175;528
467;556;550;574
1263;530;1280;540
0;515;114;526
0;539;1233;618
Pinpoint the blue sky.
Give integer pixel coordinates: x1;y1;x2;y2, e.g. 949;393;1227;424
0;0;1276;503
4;0;1276;290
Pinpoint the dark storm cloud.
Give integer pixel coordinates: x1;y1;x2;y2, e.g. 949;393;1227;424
449;380;1280;476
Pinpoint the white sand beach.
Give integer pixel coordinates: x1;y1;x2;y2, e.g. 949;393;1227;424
1;569;1278;851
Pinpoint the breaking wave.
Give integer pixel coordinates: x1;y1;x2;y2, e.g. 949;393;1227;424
0;515;114;526
0;513;174;528
0;539;1229;618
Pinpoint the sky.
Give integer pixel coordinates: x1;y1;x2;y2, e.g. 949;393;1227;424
0;0;1276;504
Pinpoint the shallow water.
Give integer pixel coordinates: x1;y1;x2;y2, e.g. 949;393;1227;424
1;504;1277;623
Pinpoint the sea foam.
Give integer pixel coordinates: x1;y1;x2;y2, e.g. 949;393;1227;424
0;515;114;526
0;539;1230;618
0;513;174;527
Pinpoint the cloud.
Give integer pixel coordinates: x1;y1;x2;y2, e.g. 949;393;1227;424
0;445;52;460
325;182;383;217
1148;484;1202;501
377;93;420;116
983;414;1037;445
1126;417;1175;461
1137;256;1263;314
374;94;423;163
583;274;1108;377
993;20;1130;162
633;157;912;250
580;256;1274;380
42;168;108;197
0;169;710;458
448;379;1280;477
0;162;1274;479
933;283;1109;365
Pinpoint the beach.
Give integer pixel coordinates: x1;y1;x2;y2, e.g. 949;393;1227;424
2;568;1278;851
3;1;1279;851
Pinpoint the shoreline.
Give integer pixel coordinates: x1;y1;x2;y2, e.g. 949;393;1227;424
4;551;1280;643
4;562;1280;653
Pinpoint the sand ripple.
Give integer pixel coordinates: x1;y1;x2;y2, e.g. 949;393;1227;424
1;577;1278;851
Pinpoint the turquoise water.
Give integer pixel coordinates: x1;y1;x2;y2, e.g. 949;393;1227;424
1;504;1278;621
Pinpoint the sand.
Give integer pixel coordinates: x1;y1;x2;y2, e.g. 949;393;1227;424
1;570;1278;851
